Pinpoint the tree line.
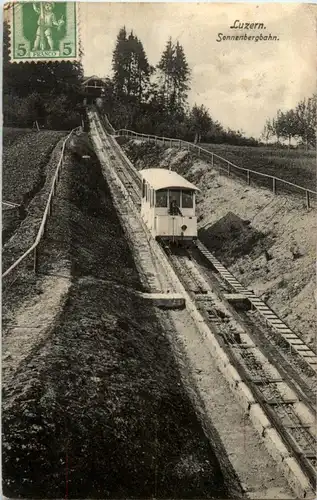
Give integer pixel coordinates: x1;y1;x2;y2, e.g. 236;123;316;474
261;95;317;149
102;27;258;146
3;16;314;150
3;21;84;130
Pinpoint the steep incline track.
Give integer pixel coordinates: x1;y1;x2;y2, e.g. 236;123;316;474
89;109;316;497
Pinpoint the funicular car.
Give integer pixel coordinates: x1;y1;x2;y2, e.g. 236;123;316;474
140;168;199;243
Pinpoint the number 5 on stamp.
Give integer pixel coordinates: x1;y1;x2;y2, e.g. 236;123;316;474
10;2;79;62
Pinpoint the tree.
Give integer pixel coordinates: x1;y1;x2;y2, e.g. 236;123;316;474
157;38;190;113
276;109;297;149
189;104;212;143
134;37;153;101
261;119;274;145
157;37;174;108
3;20;84;129
295;95;317;149
112;26;129;97
267;94;317;149
112;27;152;103
173;41;190;108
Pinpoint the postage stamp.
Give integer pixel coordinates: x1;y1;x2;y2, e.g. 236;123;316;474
9;2;79;62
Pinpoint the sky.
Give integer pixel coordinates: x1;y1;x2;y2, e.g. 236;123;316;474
81;3;315;137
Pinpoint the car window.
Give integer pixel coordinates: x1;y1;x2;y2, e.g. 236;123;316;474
182;189;193;208
156;189;168;207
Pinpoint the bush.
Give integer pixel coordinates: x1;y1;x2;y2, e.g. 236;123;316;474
3;92;83;131
3;93;39;128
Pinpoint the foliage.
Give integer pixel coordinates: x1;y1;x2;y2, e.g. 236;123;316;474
188;104;213;143
112;27;153;102
103;27;257;146
157;38;190;112
3;21;84;130
262;94;317;149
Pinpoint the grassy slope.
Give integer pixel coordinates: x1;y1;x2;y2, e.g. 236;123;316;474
200;143;315;190
3;127;65;204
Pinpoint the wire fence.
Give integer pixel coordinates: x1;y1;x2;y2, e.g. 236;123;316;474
2;201;20;209
2;126;82;282
116;128;316;209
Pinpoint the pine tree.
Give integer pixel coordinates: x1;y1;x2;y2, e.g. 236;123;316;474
112;26;128;96
173;41;190;108
112;27;152;103
157;38;174;107
157;38;190;113
135;37;153;101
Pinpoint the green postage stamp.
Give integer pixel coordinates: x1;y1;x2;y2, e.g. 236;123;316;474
10;2;79;62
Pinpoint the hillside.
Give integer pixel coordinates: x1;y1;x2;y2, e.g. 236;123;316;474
2;134;230;499
3;128;66;204
200;143;316;191
122;139;316;346
2;128;66;245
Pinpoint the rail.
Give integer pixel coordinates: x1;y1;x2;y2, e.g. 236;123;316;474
92;112;317;495
116;128;316;208
2;126;82;279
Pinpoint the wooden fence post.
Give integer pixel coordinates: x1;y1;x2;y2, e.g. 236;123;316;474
247;170;251;185
306;190;310;209
198;148;200;157
211;154;214;168
170;140;172;148
273;177;276;194
227;161;231;176
33;247;38;272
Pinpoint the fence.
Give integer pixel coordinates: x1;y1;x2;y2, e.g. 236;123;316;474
100;113;116;135
116;128;316;209
2;201;20;209
2;126;82;280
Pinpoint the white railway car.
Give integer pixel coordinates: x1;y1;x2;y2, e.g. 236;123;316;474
140;168;199;243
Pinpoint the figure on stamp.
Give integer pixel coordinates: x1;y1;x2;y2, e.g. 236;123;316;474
32;2;64;51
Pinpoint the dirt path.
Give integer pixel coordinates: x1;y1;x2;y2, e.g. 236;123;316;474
3;273;71;389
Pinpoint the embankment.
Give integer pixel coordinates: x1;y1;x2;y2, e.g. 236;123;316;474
122;139;316;346
2;128;66;246
2;134;231;498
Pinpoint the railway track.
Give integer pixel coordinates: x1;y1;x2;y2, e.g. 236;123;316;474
163;245;317;488
195;242;317;375
94;119;141;205
90;110;176;295
190;245;316;405
89;108;317;496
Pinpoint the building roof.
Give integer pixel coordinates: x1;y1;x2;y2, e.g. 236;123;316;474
140;168;200;191
82;75;106;85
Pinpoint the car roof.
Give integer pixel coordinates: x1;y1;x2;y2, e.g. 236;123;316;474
140;168;200;191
